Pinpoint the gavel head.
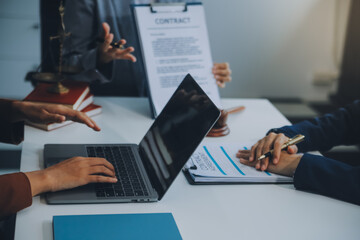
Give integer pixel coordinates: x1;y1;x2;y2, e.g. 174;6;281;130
207;109;230;137
214;109;229;128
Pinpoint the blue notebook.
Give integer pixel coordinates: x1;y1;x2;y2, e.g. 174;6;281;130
53;213;182;240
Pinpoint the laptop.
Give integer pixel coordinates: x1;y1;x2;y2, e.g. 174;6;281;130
44;74;220;204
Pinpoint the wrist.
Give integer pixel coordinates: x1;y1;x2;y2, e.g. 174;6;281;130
97;47;108;66
291;154;303;177
24;170;52;196
11;100;26;122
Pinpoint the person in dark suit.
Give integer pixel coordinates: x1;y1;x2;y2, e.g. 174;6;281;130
237;100;360;205
63;0;232;96
0;99;117;219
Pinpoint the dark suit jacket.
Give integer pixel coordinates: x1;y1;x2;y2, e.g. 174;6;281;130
270;100;360;205
63;0;196;96
0;99;32;220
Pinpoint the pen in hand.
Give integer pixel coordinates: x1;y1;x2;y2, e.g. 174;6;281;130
258;134;305;161
96;37;125;49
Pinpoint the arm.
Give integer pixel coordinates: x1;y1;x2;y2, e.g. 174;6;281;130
0;98;101;144
11;101;100;131
237;101;360;171
238;151;360;205
0;173;32;219
294;153;360;205
0;99;24;144
63;0;135;83
0;157;117;219
63;0;106;82
271;100;360;153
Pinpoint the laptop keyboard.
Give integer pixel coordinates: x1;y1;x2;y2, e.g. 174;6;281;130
86;146;149;198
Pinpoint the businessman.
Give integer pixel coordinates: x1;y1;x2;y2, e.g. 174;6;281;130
63;0;232;96
237;100;360;205
0;99;117;219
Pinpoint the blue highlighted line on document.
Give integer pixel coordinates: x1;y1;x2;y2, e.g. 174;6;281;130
220;146;245;175
203;146;226;175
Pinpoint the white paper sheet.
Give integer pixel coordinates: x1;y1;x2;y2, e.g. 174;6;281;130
133;4;221;117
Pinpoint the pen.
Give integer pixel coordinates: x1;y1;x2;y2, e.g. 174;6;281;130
96;38;125;49
225;105;245;114
257;134;305;161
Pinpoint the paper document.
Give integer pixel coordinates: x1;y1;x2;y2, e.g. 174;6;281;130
133;3;221;117
186;143;293;183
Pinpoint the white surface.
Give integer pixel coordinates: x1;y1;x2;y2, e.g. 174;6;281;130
134;4;221;116
204;0;350;101
15;97;360;240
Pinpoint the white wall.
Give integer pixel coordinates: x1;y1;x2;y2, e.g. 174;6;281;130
0;0;40;99
0;0;351;101
204;0;350;101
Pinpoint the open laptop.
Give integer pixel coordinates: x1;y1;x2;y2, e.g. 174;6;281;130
44;74;220;204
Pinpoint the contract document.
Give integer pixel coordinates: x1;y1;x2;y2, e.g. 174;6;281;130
184;143;293;184
133;3;221;117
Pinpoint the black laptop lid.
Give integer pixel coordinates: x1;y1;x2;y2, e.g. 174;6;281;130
139;74;220;200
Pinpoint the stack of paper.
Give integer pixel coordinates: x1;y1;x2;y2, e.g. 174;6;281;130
184;143;293;183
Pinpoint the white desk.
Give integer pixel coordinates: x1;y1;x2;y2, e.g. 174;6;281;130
15;98;360;240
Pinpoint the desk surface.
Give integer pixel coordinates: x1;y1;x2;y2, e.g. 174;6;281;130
16;98;360;240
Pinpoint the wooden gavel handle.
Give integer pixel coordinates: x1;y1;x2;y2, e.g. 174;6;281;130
225;105;246;114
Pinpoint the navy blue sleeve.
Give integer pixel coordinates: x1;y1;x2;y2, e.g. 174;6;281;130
294;153;360;205
270;100;360;153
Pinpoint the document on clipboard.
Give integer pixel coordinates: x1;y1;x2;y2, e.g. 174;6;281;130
183;143;293;184
132;3;221;118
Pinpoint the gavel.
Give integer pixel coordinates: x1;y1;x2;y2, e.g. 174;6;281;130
207;105;245;137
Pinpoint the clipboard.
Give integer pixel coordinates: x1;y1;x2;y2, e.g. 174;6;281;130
182;168;292;185
131;2;221;118
181;143;294;185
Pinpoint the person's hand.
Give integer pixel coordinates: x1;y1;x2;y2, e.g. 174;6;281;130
25;157;117;196
236;133;298;171
212;62;232;88
12;101;101;131
98;22;136;65
237;150;303;177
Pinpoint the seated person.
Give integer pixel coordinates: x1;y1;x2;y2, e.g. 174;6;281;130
0;99;117;219
63;0;232;96
237;100;360;205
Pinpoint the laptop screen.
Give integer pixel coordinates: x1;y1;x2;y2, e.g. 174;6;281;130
139;74;220;200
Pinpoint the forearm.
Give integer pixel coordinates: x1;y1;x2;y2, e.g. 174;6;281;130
0;172;32;219
0;99;24;144
24;170;52;196
0;99;28;123
271;101;360;152
294;153;360;205
63;0;113;83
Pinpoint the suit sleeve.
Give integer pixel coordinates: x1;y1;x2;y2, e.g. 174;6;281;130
294;153;360;205
269;100;360;153
0;99;24;144
63;0;112;83
0;173;32;220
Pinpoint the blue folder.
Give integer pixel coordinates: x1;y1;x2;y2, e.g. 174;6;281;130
53;213;182;240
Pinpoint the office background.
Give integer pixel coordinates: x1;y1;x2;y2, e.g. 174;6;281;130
0;0;351;101
0;1;357;238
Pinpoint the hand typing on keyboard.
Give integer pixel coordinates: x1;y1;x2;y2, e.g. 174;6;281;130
24;157;117;196
87;146;149;198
